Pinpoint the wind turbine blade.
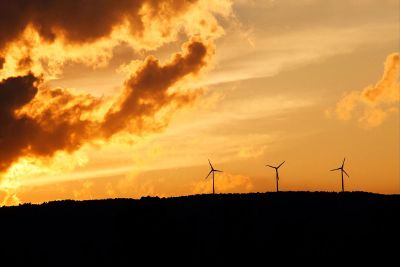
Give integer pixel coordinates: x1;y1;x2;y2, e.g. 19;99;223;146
343;169;349;177
342;158;346;168
214;170;223;172
205;170;212;179
266;165;275;169
330;168;340;171
277;161;285;168
208;159;214;170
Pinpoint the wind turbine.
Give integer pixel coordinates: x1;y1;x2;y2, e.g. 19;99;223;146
205;159;223;194
330;158;349;192
266;161;285;192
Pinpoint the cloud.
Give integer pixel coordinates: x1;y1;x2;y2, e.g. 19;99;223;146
0;0;231;79
237;145;266;159
204;21;396;86
101;39;212;136
192;173;254;194
0;175;21;206
73;181;94;200
329;53;399;128
0;0;222;49
362;53;399;103
0;38;211;176
0;1;233;203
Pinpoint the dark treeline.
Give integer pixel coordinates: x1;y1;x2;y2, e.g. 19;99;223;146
0;192;399;265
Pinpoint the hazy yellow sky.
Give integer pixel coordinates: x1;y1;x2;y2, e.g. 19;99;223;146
0;0;398;205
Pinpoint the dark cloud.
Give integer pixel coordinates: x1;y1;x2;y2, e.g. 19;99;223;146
0;74;41;171
0;0;199;51
102;39;209;136
0;74;97;172
0;39;209;173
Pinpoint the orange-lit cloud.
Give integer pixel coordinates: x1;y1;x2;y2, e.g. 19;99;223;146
0;0;230;49
237;145;266;159
0;0;231;79
329;53;399;128
101;39;212;137
0;38;211;177
192;173;254;194
0;0;233;203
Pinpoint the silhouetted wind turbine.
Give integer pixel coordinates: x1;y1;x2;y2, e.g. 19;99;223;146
330;158;349;192
205;159;223;194
266;161;285;192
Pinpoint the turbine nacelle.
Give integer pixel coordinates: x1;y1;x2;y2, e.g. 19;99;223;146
330;158;349;177
205;159;223;179
266;161;285;170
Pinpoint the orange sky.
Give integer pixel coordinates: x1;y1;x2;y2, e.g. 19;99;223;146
0;0;399;205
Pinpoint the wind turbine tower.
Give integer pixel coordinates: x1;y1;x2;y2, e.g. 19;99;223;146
205;159;223;194
330;158;349;192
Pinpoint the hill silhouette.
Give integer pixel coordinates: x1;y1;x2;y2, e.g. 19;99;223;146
0;192;399;265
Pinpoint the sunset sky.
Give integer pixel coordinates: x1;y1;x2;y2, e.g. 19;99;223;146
0;0;398;205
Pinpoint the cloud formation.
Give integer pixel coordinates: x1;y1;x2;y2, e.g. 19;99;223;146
0;0;231;79
0;0;232;201
0;38;211;175
330;53;399;128
0;0;223;49
192;173;254;194
102;39;211;136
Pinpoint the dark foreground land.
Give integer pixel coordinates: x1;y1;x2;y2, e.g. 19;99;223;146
0;192;399;265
